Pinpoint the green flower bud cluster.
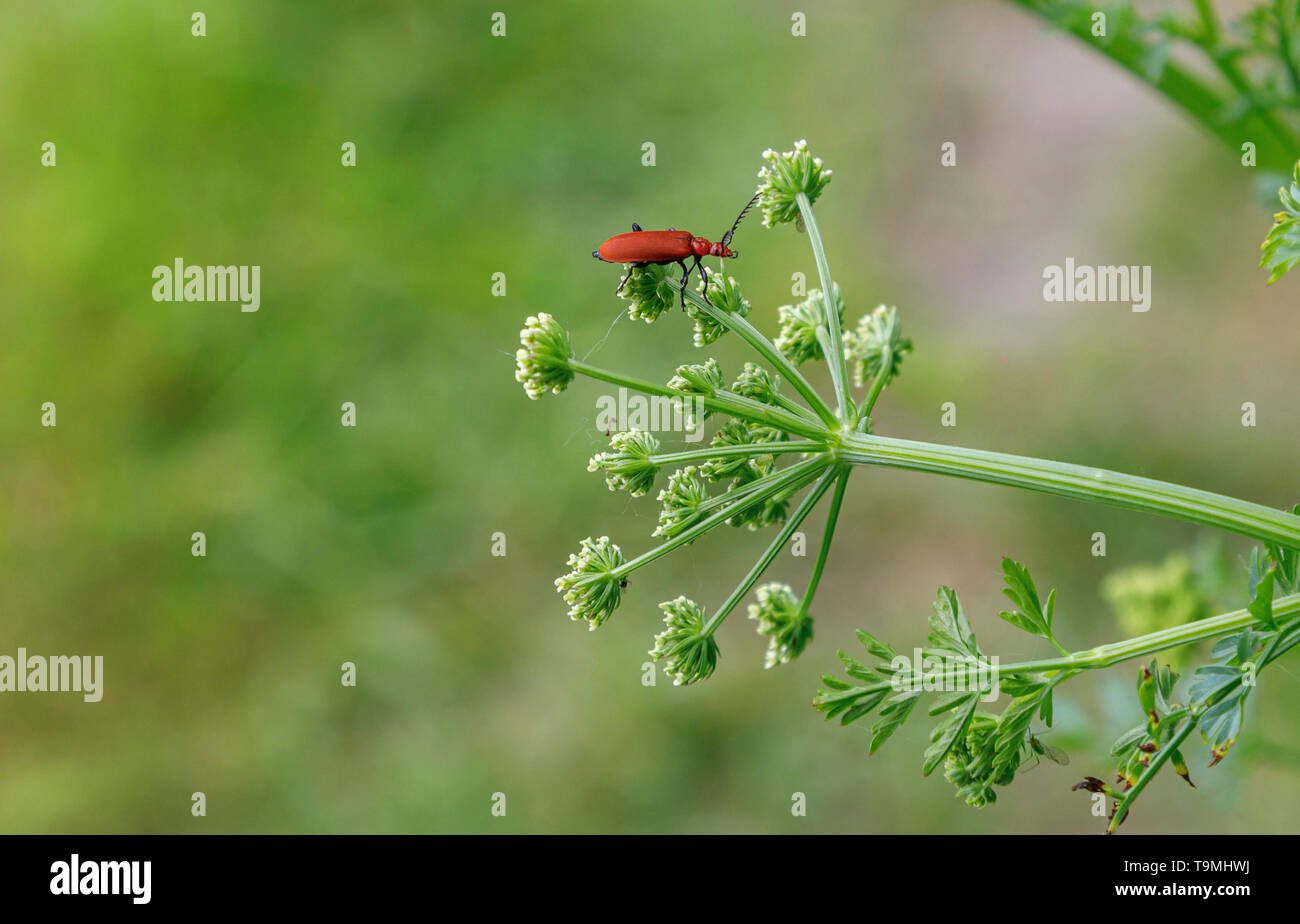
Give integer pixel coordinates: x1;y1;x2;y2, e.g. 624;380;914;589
554;536;625;630
652;596;720;686
747;583;813;668
775;285;844;366
756;139;832;228
588;428;660;497
689;268;750;348
844;305;912;389
515;313;574;399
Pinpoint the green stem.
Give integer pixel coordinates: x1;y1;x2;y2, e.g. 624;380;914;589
568;358;829;441
1276;0;1300;96
821;592;1300;704
1108;715;1198;833
796;467;851;620
839;430;1300;549
667;277;840;429
688;460;813;518
1021;590;1300;673
1191;0;1292;150
606;456;830;580
795;192;853;424
1203;45;1298;160
1192;0;1220;43
772;391;820;424
646;441;822;469
856;347;893;428
1107;620;1300;832
703;468;841;635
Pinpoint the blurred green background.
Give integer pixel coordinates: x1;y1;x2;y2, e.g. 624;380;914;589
1;0;1296;833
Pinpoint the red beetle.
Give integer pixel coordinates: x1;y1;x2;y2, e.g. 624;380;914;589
593;193;759;306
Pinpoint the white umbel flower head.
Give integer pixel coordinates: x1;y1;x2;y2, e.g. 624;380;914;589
651;596;720;686
775;285;844;366
756;140;833;228
844;305;912;389
515;313;574;399
748;582;813;668
588;428;661;496
555;536;626;630
654;466;710;539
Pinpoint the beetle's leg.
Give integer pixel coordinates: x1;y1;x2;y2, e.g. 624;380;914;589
631;223;642;232
676;260;691;307
693;256;707;302
614;262;644;297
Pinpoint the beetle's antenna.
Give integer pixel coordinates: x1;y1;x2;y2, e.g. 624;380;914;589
720;191;761;248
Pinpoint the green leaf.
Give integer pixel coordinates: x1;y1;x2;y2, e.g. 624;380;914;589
837;650;883;683
855;628;897;661
928;586;980;659
998;558;1056;641
927;690;975;716
1249;569;1277;630
1262;161;1300;284
1154;662;1178;706
1200;691;1246;753
1038;688;1055;726
1110;724;1148;757
923;695;979;776
870;689;920;754
996;675;1046;698
1188;664;1239;703
842;698;885;726
991;678;1059;780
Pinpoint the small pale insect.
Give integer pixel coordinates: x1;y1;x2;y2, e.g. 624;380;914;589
1021;731;1069;772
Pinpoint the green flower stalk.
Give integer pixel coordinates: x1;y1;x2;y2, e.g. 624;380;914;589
517;139;1300;832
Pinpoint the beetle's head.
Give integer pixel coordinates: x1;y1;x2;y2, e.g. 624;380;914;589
697;238;736;258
